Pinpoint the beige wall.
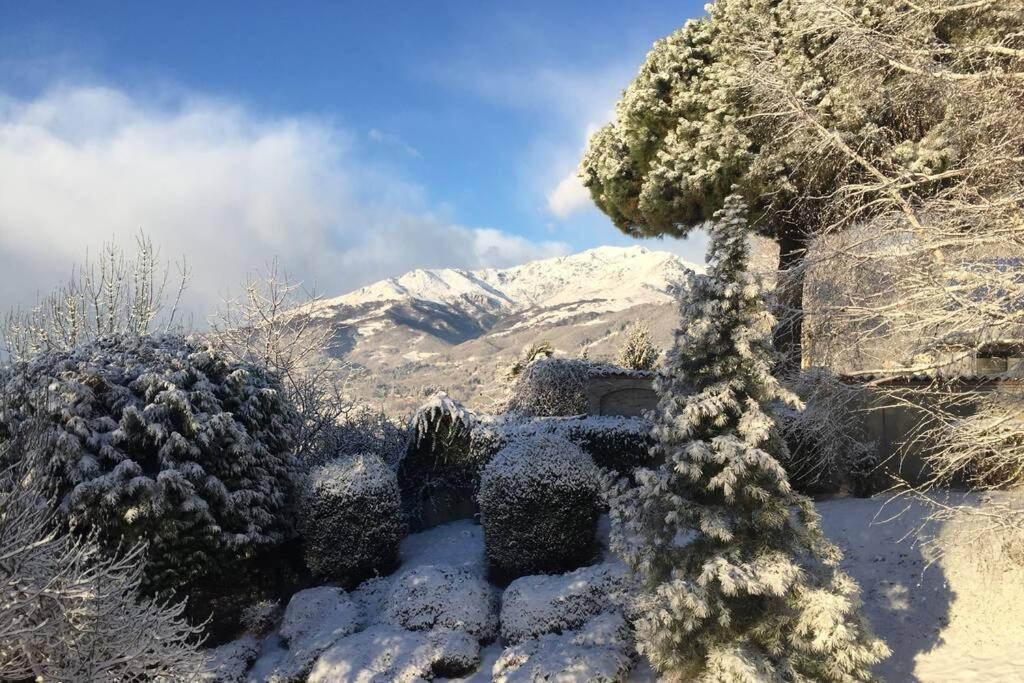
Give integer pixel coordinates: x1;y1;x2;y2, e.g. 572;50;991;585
585;375;658;418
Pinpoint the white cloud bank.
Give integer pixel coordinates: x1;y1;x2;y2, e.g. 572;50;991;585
546;169;591;218
0;85;569;316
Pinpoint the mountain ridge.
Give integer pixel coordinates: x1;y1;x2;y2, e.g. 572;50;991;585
301;245;702;414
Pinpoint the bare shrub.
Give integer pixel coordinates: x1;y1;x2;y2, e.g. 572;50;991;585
0;430;207;681
210;259;354;464
777;368;877;491
2;232;188;361
740;1;1024;552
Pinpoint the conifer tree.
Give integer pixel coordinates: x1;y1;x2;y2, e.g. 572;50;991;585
617;322;658;371
610;194;888;681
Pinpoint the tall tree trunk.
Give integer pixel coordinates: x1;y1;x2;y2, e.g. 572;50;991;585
773;232;806;374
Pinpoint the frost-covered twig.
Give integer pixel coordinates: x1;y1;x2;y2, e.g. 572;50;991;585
210;259;355;464
0;435;208;680
2;232;189;361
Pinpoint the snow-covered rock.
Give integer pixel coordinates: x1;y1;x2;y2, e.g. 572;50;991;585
499;562;631;644
381;564;498;641
307;625;480;682
245;634;306;683
493;613;634;683
351;576;392;626
202;635;260;683
278;587;362;672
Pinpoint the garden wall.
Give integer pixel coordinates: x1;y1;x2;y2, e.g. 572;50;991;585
855;379;1024;490
584;372;657;418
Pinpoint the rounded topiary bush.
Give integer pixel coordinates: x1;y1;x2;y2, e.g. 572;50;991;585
0;334;301;634
300;452;404;586
478;435;601;580
504;358;590;417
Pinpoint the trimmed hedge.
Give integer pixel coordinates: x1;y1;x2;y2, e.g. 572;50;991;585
300;453;404;586
478;435;601;581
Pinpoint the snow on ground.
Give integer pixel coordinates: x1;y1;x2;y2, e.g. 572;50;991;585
819;493;1024;683
207;496;1024;682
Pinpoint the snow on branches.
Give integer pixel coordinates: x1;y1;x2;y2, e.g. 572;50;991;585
0;333;301;630
0;439;207;681
609;195;888;681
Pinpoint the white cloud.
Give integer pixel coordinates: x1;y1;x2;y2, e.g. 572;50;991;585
0;84;569;317
368;127;421;158
546;169;591;219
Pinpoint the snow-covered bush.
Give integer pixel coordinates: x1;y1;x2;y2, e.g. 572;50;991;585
494;612;634;683
470;414;654;476
617;322;658;371
299;453;404;585
479;435;601;579
399;392;486;529
0;333;300;634
2;233;187;362
503;340;555;382
778;367;877;493
278;587;362;673
381;564;498;641
330;404;410;468
499;562;630;644
308;624;480;682
609;196;888;680
241;599;282;637
201;636;260;683
504;357;590;417
0;440;208;682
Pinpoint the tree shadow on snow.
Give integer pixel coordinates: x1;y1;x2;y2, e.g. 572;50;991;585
819;498;955;683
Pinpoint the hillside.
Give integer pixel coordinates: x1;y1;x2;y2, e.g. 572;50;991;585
298;246;703;415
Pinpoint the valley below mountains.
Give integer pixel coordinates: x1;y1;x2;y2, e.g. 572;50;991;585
297;246;703;415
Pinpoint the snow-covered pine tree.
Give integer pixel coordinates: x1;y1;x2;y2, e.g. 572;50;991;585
617;322;658;371
610;194;888;681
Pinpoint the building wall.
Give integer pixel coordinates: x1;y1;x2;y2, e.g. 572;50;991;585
585;375;658;418
857;381;1023;491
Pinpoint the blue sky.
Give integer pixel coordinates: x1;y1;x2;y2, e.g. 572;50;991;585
0;1;708;313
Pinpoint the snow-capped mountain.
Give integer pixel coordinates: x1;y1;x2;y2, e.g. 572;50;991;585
301;246;702;414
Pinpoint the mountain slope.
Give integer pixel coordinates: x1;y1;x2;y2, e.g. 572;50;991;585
302;246;702;414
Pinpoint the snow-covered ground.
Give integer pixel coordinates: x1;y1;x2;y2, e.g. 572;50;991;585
818;494;1024;683
207;494;1024;682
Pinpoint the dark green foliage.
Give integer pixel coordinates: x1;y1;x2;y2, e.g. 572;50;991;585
398;392;485;530
478;436;601;582
299;453;404;587
0;334;300;634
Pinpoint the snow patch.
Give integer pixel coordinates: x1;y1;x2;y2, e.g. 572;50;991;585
278;587;362;672
307;625;480;682
202;636;260;683
493;612;634;683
